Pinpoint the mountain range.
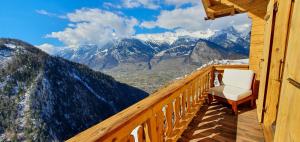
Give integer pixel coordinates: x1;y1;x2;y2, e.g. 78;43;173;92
56;26;250;70
55;26;250;92
0;38;148;141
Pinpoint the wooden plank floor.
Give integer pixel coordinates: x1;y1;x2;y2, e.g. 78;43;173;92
178;100;264;142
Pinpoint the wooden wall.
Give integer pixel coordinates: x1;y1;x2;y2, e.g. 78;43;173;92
262;0;292;127
247;0;269;80
274;1;300;141
247;1;268;107
256;0;275;123
248;15;265;80
254;0;300;141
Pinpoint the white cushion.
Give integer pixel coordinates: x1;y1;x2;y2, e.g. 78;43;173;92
222;69;254;90
208;85;252;101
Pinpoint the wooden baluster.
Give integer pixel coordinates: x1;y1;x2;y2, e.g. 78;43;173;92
205;74;209;91
195;78;199;105
202;76;207;100
138;125;145;142
210;68;215;88
121;135;135;142
204;74;207;91
156;110;165;142
193;80;197;106
186;84;191;113
191;81;195;107
199;78;203;100
190;82;194;109
143;122;149;142
203;76;206;95
207;73;210;89
198;77;202;103
196;77;200;103
174;95;181;127
181;88;186;119
129;135;135;142
194;78;198;103
200;77;204;100
166;102;173;137
147;115;158;142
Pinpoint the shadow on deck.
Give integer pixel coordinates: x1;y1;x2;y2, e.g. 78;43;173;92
178;100;264;142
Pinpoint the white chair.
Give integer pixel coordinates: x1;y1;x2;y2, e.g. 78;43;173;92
207;69;255;115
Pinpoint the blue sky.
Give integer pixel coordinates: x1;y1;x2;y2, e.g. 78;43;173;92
0;0;251;52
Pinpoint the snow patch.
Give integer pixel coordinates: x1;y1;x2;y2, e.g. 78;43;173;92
71;72;118;113
176;59;249;80
4;43;17;49
197;59;249;71
16;73;43;138
101;49;108;53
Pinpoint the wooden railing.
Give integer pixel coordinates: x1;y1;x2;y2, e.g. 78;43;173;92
67;64;249;142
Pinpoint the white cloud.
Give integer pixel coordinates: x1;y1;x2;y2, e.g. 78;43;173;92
103;0;160;9
232;23;251;33
163;0;200;7
141;5;251;32
141;5;209;31
104;0;199;9
44;2;251;48
122;0;160;9
36;9;51;15
208;14;252;31
103;2;122;9
36;43;59;55
46;8;138;48
36;9;66;19
116;0;160;9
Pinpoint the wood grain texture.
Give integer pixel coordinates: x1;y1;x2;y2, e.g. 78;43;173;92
274;0;300;141
179;101;264;142
256;0;276;123
263;0;293;127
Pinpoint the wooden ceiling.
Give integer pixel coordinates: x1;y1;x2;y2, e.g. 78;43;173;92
201;0;268;20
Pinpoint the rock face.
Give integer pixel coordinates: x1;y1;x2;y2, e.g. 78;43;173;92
0;38;148;141
209;26;250;55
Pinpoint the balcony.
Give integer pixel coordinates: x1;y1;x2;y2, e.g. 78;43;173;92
179;99;263;141
66;64;264;142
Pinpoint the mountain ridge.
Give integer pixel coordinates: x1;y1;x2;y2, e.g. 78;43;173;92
56;26;250;71
0;38;148;141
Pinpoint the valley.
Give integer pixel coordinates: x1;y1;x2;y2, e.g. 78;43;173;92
57;26;250;93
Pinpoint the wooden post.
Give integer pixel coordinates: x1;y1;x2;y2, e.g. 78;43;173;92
210;67;215;88
147;115;158;142
166;102;173;136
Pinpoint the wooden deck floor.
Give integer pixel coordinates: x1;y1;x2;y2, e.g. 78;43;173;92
178;101;264;142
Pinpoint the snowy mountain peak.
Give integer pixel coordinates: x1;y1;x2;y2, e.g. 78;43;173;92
134;30;215;45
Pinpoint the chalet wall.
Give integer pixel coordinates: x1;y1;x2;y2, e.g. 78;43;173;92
248;16;265;80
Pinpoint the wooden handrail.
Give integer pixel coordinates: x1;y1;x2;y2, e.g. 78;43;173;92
67;64;249;142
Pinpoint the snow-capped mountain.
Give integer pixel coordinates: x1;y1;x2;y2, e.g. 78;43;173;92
54;26;250;93
134;30;215;44
209;26;250;55
56;26;249;71
0;38;148;141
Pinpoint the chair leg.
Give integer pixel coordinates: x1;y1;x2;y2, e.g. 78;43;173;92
232;102;238;115
207;94;213;105
250;96;255;108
